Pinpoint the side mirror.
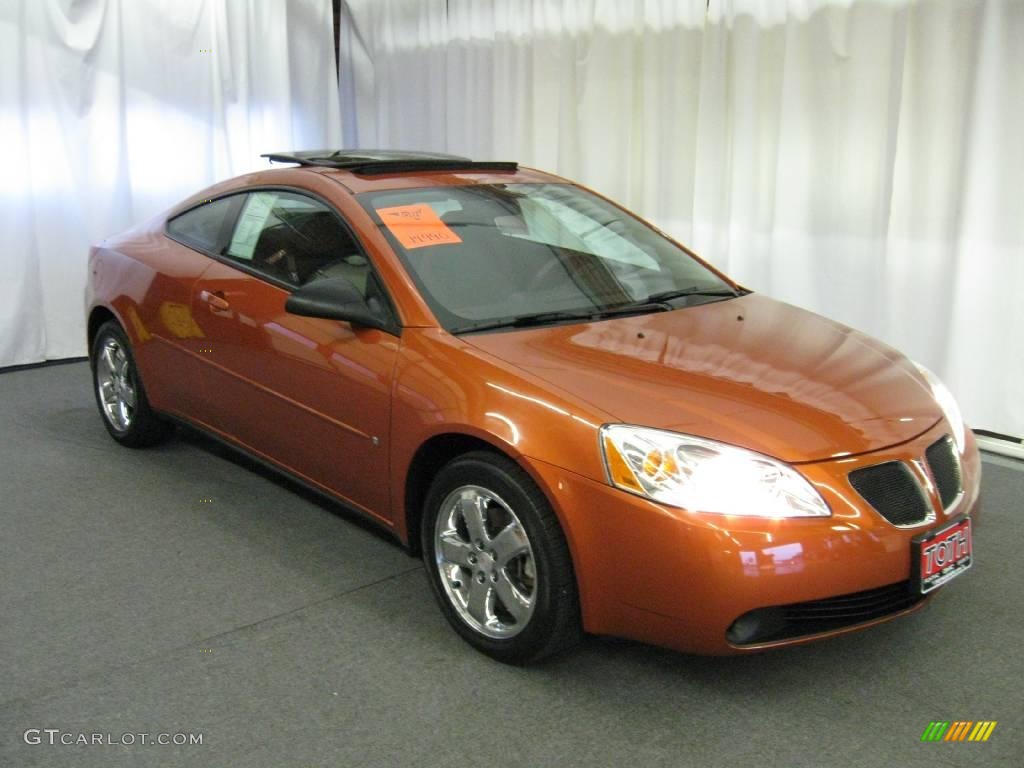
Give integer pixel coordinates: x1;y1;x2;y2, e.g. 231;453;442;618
285;277;389;331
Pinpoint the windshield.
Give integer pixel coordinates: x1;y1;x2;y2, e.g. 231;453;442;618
358;183;737;332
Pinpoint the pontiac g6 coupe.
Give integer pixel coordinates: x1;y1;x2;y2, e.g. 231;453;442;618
86;150;980;663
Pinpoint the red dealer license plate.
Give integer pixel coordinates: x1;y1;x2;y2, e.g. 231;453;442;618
913;517;972;595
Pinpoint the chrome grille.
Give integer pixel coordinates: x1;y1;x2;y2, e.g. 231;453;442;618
925;436;962;509
848;461;930;526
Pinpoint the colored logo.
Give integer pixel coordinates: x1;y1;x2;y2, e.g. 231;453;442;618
921;721;997;742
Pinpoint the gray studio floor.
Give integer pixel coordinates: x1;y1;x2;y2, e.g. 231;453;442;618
1;361;1021;768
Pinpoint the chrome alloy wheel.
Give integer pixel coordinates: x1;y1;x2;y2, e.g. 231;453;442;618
434;485;537;639
95;337;137;432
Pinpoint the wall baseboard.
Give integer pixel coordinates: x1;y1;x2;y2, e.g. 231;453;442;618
975;433;1024;462
0;356;88;375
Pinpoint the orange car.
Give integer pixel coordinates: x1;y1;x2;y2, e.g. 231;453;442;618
86;150;980;663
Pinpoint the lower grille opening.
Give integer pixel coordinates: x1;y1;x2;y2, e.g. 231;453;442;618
727;581;924;646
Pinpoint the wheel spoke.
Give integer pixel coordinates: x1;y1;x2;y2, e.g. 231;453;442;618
120;381;137;409
98;380;117;405
465;577;492;625
490;522;529;567
117;401;131;429
459;494;489;545
438;532;473;567
100;345;117;376
493;574;532;623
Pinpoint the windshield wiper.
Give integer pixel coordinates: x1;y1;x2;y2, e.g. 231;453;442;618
452;302;670;335
642;285;742;303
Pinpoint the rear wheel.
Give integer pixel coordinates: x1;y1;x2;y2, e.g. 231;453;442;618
421;451;581;664
91;320;172;447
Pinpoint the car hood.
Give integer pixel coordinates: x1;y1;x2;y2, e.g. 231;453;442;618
462;294;942;463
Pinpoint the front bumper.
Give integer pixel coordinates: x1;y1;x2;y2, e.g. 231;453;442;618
526;422;982;655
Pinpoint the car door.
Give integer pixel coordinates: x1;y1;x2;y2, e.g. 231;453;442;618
140;194;245;416
188;189;401;522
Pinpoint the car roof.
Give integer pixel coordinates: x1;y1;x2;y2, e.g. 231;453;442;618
259;149;567;194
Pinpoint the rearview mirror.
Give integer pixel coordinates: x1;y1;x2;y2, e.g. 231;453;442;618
284;277;388;331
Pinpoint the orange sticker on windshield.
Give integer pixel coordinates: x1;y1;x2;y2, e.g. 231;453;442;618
376;203;462;249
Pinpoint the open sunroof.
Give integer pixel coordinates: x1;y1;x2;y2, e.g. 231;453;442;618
261;149;518;176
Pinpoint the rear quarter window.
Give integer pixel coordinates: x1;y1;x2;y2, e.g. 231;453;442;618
166;195;245;253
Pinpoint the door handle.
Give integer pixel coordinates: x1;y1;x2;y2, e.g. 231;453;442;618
199;290;230;311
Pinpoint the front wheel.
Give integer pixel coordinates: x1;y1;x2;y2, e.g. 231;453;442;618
421;451;581;664
91;320;173;447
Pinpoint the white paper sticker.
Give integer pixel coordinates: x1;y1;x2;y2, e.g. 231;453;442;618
227;192;277;260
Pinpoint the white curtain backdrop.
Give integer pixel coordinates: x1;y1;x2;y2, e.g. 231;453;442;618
0;0;341;368
339;0;1024;439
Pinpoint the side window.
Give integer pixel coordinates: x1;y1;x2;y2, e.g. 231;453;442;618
224;191;374;295
166;196;244;253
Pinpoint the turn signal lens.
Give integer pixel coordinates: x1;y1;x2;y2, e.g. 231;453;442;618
603;434;643;493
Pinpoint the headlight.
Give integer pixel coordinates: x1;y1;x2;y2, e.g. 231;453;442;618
912;362;966;453
600;425;830;518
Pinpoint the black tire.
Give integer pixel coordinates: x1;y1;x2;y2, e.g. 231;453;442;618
421;450;581;664
90;320;173;448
